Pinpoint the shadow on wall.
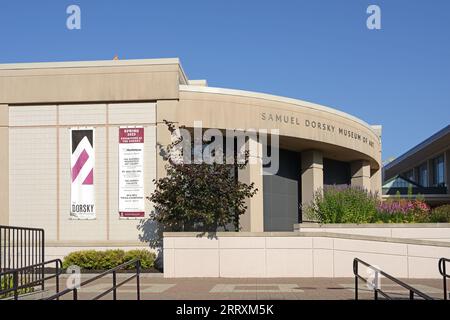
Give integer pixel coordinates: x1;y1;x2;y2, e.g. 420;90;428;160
137;218;163;269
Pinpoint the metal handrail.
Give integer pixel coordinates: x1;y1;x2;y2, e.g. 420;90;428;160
0;259;62;300
353;258;434;300
1;225;45;291
439;258;449;300
45;259;141;300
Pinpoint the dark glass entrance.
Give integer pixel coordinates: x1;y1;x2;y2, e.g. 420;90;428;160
263;148;301;231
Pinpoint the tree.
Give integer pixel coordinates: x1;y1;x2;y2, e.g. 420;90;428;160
147;121;258;232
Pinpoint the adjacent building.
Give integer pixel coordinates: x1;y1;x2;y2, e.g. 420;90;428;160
383;125;450;206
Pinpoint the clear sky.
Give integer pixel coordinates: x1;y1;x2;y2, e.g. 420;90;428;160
0;0;449;161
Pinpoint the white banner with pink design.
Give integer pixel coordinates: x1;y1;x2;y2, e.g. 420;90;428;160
70;128;95;220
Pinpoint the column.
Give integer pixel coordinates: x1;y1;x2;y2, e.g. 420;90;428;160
0;104;9;225
238;136;264;232
446;150;450;194
351;160;371;191
370;168;382;197
301;150;323;221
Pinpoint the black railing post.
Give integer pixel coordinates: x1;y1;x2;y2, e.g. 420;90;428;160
353;259;359;300
374;271;379;300
410;291;414;300
41;229;45;291
56;261;60;300
353;257;434;301
112;270;117;300
136;260;141;301
42;259;142;301
441;259;448;301
13;270;19;300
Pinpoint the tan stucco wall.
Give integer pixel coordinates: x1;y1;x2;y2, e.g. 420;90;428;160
8;103;157;242
238;137;264;232
0;104;8;225
164;232;450;278
301;150;323;217
296;223;450;242
351;160;371;190
171;87;381;169
0;59;184;104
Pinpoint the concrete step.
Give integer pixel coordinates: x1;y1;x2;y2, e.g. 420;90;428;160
1;287;57;300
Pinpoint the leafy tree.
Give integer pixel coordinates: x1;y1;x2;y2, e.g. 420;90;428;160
147;121;258;232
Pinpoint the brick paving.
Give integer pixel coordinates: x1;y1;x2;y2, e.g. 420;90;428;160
38;274;446;300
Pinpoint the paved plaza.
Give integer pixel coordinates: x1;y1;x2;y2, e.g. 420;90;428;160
38;274;446;300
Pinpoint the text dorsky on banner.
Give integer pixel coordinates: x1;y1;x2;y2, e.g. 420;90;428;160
70;128;95;220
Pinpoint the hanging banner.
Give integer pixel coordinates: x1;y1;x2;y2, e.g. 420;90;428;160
70;128;95;220
119;127;145;218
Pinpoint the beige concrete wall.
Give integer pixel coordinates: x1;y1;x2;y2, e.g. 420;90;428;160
301;150;323;219
8;103;157;245
370;168;382;196
0;104;9;225
238;137;264;232
351;160;371;191
9;105;57;126
109;103;157;125
9;127;58;238
0;60;183;104
177;87;382;169
155;100;178;181
296;224;450;242
172;87;382;226
164;232;450;278
59;104;107;125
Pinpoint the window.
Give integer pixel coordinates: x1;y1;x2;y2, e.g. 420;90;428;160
404;169;414;182
418;163;428;187
433;155;445;187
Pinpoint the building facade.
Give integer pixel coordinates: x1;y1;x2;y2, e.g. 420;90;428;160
0;59;382;253
383;125;450;206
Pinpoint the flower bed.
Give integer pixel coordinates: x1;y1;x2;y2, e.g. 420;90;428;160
305;186;449;224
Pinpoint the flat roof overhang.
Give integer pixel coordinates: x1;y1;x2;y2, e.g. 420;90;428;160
0;58;188;104
384;126;450;180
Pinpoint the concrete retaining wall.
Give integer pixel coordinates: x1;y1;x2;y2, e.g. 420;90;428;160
295;223;450;242
163;232;450;279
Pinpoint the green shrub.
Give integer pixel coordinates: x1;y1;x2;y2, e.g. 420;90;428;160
429;205;450;223
1;275;34;299
305;186;378;224
123;250;155;270
99;249;126;270
62;249;156;270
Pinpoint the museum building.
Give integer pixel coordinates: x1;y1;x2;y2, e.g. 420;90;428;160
0;58;382;253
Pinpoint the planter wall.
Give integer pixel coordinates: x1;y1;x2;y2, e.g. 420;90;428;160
294;223;450;242
163;232;450;279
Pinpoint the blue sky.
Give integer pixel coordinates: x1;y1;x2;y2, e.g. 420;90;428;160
0;0;449;161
